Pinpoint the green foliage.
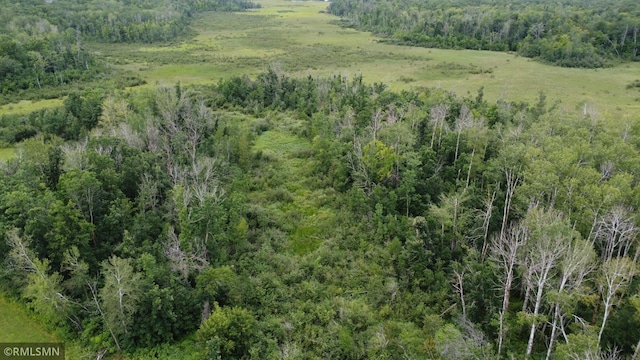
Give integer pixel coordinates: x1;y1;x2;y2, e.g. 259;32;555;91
2;65;640;359
197;303;256;359
362;140;397;184
329;0;640;68
554;332;600;360
100;256;143;339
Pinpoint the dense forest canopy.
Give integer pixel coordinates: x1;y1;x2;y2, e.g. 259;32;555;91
328;0;640;67
2;0;640;358
2;69;640;358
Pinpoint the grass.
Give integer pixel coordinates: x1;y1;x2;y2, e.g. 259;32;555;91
4;0;640;119
0;293;88;358
0;148;15;160
249;115;336;255
90;0;640;119
0;295;57;342
0;99;62;116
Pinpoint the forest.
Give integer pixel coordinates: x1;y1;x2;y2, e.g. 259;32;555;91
2;0;640;359
0;0;257;99
3;69;640;359
328;0;640;68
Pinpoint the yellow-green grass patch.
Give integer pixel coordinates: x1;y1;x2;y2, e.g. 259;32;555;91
0;99;63;116
0;148;15;160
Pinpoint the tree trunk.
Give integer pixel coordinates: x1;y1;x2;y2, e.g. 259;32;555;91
545;303;561;360
89;281;121;352
526;274;549;358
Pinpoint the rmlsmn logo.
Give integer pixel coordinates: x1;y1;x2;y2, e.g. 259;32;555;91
0;343;64;360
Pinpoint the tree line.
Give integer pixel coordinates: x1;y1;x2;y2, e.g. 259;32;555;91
327;0;640;68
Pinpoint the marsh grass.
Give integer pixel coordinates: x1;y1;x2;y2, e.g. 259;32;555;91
4;0;640;119
125;0;640;117
249;114;336;255
0;99;63;116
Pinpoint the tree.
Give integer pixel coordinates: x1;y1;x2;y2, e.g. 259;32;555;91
429;103;450;149
521;207;573;358
546;237;596;360
5;228;70;325
58;169;103;227
592;205;639;262
597;257;636;348
434;319;492;360
490;221;527;358
490;141;526;245
99;255;143;347
429;189;469;254
197;303;256;359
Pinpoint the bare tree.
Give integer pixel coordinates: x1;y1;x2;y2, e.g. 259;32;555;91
530;22;545;40
452;266;467;318
494;142;525;247
347;136;373;194
522;208;571;358
164;226;209;279
597;257;636;347
546;238;596;360
491;221;527;358
592;205;638;262
429;103;450;149
480;189;497;262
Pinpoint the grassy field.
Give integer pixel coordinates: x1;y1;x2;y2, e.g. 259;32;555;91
2;0;639;119
0;294;84;358
88;0;640;119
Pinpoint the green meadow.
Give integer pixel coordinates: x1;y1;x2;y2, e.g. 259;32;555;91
2;0;638;119
248;113;336;255
0;99;62;116
88;0;640;119
0;290;83;358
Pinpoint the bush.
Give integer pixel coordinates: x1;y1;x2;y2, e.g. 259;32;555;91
197;303;256;359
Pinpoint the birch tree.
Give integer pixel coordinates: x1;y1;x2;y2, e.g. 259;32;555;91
545;238;596;360
522;208;572;358
99;255;143;340
490;221;527;358
6;228;70;324
592;205;638;262
429;103;450;149
597;257;636;348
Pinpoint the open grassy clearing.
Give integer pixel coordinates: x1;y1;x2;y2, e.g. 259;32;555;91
248;114;337;255
92;0;640;118
0;99;63;116
6;0;640;119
